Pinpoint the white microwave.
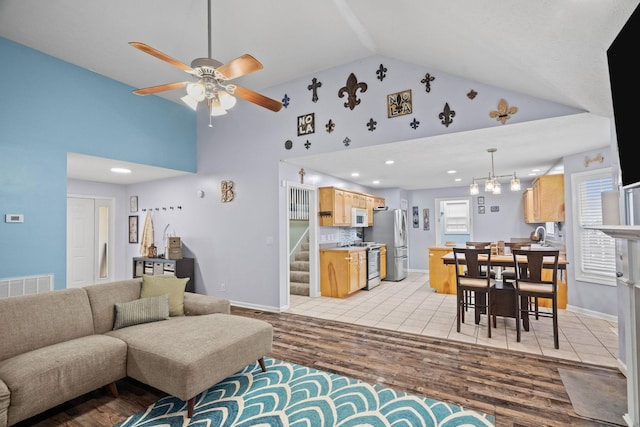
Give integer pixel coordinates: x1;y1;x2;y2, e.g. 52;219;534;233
351;208;369;227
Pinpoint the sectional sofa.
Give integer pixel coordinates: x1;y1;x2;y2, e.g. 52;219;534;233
0;277;273;426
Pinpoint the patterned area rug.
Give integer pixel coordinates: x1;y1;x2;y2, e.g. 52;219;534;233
116;357;495;426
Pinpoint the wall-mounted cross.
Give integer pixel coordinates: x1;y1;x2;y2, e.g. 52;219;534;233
299;168;306;184
308;78;322;103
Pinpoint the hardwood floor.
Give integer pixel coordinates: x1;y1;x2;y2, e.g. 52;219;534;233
16;307;624;427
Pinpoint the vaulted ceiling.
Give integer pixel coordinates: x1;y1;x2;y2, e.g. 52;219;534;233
2;1;637;188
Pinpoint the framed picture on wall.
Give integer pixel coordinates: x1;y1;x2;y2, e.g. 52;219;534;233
130;195;138;212
477;196;485;205
129;215;138;243
478;206;485;214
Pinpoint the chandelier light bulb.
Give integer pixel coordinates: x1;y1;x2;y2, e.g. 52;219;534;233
469;181;479;195
492;180;502;195
510;173;521;191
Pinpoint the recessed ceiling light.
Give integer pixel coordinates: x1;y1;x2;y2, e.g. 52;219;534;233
110;167;131;174
385;160;394;165
454;178;462;182
531;168;540;172
351;172;360;177
447;170;457;174
372;180;380;184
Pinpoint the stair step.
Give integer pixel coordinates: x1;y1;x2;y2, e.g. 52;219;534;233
295;251;309;261
290;281;310;296
290;271;309;283
290;260;309;271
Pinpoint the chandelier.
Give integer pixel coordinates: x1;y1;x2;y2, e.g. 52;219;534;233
469;148;521;195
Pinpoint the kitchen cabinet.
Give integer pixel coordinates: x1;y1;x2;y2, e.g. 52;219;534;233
522;188;535;223
320;248;367;297
532;174;565;222
319;187;349;226
319;187;385;227
428;247;457;294
380;244;387;280
133;257;195;292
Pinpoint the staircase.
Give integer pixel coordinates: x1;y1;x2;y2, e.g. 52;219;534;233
290;240;310;296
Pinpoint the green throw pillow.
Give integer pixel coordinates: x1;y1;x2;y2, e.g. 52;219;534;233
140;275;189;316
113;294;169;330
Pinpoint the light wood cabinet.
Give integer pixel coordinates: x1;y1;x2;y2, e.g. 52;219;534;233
532;174;565;222
522;188;535;223
320;248;367;297
428;247;457;294
319;187;385;227
380;244;387;280
319;187;349;226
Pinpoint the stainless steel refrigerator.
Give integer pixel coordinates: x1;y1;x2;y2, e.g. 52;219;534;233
365;209;408;281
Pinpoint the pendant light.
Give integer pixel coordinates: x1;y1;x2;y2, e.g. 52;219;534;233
469;148;520;195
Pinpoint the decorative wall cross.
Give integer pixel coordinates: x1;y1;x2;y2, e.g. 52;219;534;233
307;78;322;103
421;73;435;92
299;168;306;184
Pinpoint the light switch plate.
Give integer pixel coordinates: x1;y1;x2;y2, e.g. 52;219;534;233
5;214;24;223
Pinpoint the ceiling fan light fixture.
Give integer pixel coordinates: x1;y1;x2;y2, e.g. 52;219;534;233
186;82;206;101
219;90;237;110
181;94;199;111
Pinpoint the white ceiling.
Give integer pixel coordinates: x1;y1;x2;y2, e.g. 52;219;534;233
2;0;637;188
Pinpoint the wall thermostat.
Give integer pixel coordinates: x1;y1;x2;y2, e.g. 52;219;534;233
5;214;24;223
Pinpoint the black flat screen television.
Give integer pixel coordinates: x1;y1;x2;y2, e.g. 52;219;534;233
607;4;640;189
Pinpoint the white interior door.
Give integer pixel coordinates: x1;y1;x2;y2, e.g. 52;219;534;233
67;196;114;288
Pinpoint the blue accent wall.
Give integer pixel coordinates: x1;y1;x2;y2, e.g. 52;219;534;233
0;37;196;287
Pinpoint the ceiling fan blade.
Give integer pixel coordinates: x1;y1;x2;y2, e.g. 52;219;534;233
232;86;283;112
129;42;195;74
133;81;188;96
216;54;263;80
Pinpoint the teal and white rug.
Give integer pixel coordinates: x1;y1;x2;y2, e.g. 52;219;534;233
116;357;495;426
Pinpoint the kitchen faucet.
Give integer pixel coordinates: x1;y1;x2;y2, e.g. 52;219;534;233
534;226;546;245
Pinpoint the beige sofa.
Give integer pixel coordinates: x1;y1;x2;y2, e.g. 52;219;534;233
0;278;273;426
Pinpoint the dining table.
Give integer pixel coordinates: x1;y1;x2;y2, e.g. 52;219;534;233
440;250;568;331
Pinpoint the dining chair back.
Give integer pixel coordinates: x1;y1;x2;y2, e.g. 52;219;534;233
453;247;495;337
512;249;560;348
502;242;531;284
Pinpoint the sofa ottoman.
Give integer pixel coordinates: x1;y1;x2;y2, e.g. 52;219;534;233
106;312;273;415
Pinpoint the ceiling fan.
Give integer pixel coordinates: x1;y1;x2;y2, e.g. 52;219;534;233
129;0;282;126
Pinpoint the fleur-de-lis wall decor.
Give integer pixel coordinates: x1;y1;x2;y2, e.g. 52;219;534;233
489;98;518;124
307;77;322;103
325;119;335;133
421;73;436;92
410;118;420;129
366;118;377;131
304;140;311;150
282;94;290;108
338;73;368;110
439;103;455;127
376;64;387;81
467;89;478;99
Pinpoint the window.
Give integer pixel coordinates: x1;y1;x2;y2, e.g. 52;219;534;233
443;200;470;234
571;168;616;284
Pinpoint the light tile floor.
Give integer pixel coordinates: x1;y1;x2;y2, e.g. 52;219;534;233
287;272;619;368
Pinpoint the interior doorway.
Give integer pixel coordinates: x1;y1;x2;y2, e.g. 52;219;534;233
66;195;115;288
434;197;474;246
286;182;319;304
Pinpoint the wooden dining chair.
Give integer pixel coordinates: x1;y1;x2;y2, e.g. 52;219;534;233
512;249;560;349
453;247;495;337
502;242;531;284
